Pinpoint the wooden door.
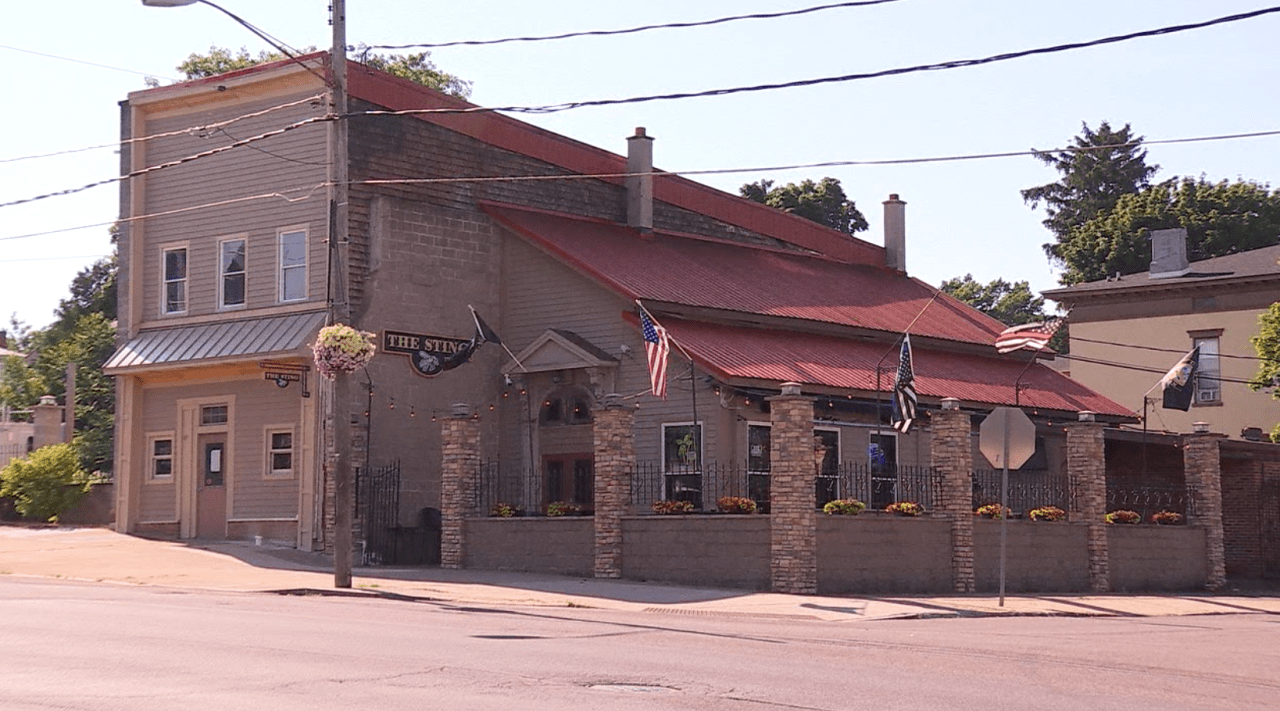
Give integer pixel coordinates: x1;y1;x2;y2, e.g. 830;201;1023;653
196;434;227;538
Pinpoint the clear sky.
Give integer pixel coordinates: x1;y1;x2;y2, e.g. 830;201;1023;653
3;1;1278;332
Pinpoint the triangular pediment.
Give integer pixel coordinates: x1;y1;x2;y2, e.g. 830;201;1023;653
503;329;619;374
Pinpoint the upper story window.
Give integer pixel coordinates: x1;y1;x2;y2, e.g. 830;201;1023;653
219;238;246;309
162;246;188;315
279;230;307;302
201;405;228;426
1193;334;1222;405
539;387;592;426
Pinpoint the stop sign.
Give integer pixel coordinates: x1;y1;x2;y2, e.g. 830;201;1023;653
979;407;1036;470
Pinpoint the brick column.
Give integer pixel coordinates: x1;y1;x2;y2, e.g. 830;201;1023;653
930;398;975;593
440;404;480;570
1066;411;1109;593
768;382;817;594
31;395;63;449
1184;424;1227;591
593;394;636;579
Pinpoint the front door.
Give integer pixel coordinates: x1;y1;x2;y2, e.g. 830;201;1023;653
542;454;593;513
196;434;227;538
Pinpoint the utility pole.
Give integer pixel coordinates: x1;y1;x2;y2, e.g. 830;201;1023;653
329;0;354;589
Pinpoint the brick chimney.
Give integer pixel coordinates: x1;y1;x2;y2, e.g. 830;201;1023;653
626;127;654;233
1149;228;1190;279
883;194;906;272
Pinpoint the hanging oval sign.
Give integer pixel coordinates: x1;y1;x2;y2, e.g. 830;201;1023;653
382;330;476;378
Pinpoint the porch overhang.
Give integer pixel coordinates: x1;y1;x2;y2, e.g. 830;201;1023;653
104;311;327;375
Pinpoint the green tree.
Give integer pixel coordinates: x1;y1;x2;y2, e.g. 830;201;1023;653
1023;121;1159;271
0;443;90;522
1055;177;1280;284
1250;302;1280;442
740;177;868;235
940;274;1047;326
177;45;472;98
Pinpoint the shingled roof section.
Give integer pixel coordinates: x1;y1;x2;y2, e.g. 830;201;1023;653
483;202;1010;347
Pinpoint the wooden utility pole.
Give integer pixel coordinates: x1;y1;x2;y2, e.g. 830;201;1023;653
329;0;354;589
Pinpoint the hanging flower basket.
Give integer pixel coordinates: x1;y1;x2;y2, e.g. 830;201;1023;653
312;324;376;379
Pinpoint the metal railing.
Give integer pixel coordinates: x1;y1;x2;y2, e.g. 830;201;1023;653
1107;485;1196;521
971;469;1070;517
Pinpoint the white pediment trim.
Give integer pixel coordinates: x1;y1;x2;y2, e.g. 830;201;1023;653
502;329;619;375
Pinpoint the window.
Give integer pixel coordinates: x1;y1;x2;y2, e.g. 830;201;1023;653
1193;335;1221;404
279;230;307;302
201;405;228;425
162;246;187;314
150;437;173;480
219;238;246;308
814;428;840;507
538;389;592;426
868;431;898;508
268;430;293;476
748;423;771;512
662;423;702;508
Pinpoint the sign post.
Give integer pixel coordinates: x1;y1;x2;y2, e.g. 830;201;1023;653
979;406;1036;606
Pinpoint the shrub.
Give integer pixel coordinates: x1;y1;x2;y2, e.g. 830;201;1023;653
1151;510;1184;525
975;503;1010;519
651;500;694;515
0;444;90;522
490;502;520;518
545;501;580;517
823;498;867;516
885;501;924;517
1028;505;1067;522
1105;510;1141;525
717;496;757;514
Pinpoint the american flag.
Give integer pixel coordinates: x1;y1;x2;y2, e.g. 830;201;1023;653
995;317;1064;354
891;334;917;434
639;308;670;399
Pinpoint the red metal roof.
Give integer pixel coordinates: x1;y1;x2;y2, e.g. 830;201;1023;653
661;318;1135;418
484;203;1011;346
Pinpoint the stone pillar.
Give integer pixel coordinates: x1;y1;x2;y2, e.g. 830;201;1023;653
1184;424;1227;591
930;398;975;593
1066;411;1109;593
440;404;480;570
593;394;636;579
768;382;817;594
31;395;63;449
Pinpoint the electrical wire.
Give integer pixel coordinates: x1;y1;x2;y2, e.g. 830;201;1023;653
1070;335;1263;361
190;0;328;85
367;0;902;51
0;93;326;165
0;42;179;82
0;254;112;264
353;6;1280;116
1056;352;1263;386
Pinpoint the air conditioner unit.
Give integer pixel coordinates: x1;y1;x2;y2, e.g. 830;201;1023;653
1196;389;1219;403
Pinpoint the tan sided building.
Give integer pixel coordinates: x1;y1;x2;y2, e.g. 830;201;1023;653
1044;229;1280;441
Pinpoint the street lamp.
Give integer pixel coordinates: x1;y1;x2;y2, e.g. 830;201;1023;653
142;0;355;590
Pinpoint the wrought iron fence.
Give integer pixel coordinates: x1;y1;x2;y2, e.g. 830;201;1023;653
1107;485;1196;522
831;462;942;511
971;468;1070;518
0;443;25;470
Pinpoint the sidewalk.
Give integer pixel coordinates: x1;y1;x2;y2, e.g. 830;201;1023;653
3;526;1278;622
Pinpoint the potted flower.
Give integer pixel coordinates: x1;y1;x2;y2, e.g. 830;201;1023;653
1151;510;1184;525
975;503;1010;519
1105;509;1141;525
1028;505;1067;522
546;501;580;517
885;501;924;517
651;500;695;515
823;498;867;516
490;502;520;518
312;324;376;378
717;496;758;514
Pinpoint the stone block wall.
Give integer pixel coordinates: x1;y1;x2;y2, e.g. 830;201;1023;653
593;396;635;578
1067;414;1109;592
1184;432;1227;590
768;384;816;594
440;409;480;569
929;400;974;593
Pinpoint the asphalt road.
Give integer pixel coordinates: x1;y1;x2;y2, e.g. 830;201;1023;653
2;578;1277;710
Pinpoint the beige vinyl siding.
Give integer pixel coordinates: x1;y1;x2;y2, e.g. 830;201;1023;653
139;376;304;523
137;92;328;321
501;237;719;466
138;394;178;523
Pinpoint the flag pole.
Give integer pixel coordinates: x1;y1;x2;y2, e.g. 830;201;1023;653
637;299;702;504
872;289;943;428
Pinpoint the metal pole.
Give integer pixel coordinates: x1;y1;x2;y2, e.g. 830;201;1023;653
329;0;354;589
998;413;1009;607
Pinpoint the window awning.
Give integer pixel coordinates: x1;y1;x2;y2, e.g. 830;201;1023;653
105;311;326;374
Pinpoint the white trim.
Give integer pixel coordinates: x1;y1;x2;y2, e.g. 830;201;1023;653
277;227;308;303
264;424;296;479
145;431;176;484
217;235;248;310
159;241;190;316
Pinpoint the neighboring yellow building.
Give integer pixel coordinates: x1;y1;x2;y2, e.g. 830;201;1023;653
1044;229;1280;441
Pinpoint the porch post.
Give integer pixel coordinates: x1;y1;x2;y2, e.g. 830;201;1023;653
440;404;480;570
768;382;817;594
1184;424;1227;591
593;394;636;579
930;398;975;593
1066;411;1109;593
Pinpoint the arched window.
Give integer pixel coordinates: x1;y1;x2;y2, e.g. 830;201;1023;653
539;387;592;426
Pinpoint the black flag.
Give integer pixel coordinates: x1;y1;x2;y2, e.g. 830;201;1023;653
1160;347;1200;411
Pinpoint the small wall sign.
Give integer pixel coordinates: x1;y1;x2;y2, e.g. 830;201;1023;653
383;330;475;377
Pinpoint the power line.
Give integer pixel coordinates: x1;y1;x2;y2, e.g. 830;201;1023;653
1071;335;1263;361
1057;352;1262;386
367;0;902;51
0;42;178;82
354;6;1280;116
0;254;112;264
0;93;326;165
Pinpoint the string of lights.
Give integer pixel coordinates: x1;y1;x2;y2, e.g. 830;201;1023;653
366;0;901;51
0;93;326;165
